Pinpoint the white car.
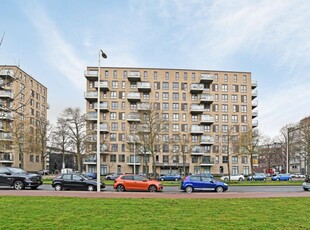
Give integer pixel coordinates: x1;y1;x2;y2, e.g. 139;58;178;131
220;174;245;181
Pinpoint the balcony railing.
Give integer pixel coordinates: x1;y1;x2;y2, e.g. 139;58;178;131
252;90;258;98
127;71;141;81
199;157;215;165
201;115;214;124
94;102;109;111
190;125;204;134
251;81;258;89
0;154;14;162
95;81;109;90
0;90;14;99
200;135;214;145
200;94;214;104
86;113;97;120
137;82;151;91
252;100;258;108
190;84;204;93
84;92;98;100
127;155;141;164
191;146;204;155
252;120;258;127
0;69;15;78
127;113;140;122
127;92;141;101
190;104;204;113
200;73;214;83
137;103;151;110
0;133;12;141
0;112;13;120
84;70;98;78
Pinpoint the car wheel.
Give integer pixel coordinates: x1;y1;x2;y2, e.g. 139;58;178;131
216;186;224;193
13;180;25;190
263;178;266;181
303;188;308;191
30;186;38;190
289;178;292;181
87;185;95;191
185;186;193;193
238;178;244;181
148;185;157;192
54;184;62;191
116;184;125;192
160;178;164;181
106;177;111;180
224;178;228;182
175;178;178;181
276;178;280;181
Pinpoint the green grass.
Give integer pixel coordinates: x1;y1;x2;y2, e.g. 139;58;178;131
0;196;309;229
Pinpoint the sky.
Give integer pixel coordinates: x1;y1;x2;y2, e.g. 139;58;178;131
0;0;309;138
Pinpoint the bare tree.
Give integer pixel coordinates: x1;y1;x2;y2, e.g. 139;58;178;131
299;117;310;174
238;127;260;177
51;117;72;169
60;107;85;172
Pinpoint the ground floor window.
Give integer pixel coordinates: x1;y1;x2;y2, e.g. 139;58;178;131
243;166;249;176
232;166;239;174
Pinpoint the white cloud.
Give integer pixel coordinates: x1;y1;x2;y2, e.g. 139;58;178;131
21;2;86;90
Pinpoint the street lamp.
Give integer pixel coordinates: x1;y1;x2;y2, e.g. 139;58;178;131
133;122;136;175
97;49;107;192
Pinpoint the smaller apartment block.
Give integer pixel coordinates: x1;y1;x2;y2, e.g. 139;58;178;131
0;65;48;172
84;67;258;176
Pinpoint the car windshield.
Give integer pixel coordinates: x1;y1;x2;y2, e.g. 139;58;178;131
9;168;27;174
81;174;91;180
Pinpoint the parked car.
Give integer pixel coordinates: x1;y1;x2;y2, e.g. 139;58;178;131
52;173;105;191
0;167;43;190
85;172;97;179
220;174;245;181
271;174;292;181
248;173;267;181
302;176;310;191
113;174;163;192
180;175;228;193
292;173;306;178
158;174;181;181
105;172;124;180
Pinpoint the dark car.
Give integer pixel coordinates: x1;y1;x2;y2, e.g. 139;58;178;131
180;175;228;193
0;167;43;190
158;174;181;181
52;173;105;191
105;172;124;180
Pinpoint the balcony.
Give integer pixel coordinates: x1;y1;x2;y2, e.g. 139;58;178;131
84;70;98;80
252;120;258;128
137;124;150;133
137;146;151;155
0;90;14;99
191;146;204;155
137;103;151;111
127;113;140;122
190;104;204;114
200;135;214;145
85;112;97;121
85;135;97;143
252;110;258;118
127;71;141;81
95;80;109;91
0;79;12;90
252;90;258;99
0;112;13;120
127;135;140;143
97;123;109;133
127;155;141;165
0;133;12;141
190;125;204;134
190;84;204;93
200;73;214;83
84;92;98;101
251;81;258;89
137;82;151;91
0;69;15;78
200;115;214;124
94;102;109;112
199;156;215;166
127;92;141;102
0;153;14;163
252;100;258;108
83;155;97;165
200;94;214;104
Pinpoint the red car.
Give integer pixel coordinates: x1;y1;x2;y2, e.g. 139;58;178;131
113;174;163;192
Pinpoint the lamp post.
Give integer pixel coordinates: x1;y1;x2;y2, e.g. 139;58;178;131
96;49;107;192
132;122;136;175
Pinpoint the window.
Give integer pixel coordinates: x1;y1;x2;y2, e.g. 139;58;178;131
143;71;147;79
191;136;198;143
111;144;118;152
221;84;228;92
163;155;169;163
222;125;228;133
213;84;218;92
143;92;150;100
242;156;248;164
232;115;238;123
173;113;179;121
243;75;247;83
122;81;126;88
224;74;228;82
173;82;179;90
119;154;125;163
162;92;169;100
175;72;179;80
163;113;169;121
241;95;247;103
241;125;247;132
184;72;187;80
181;83;187;90
231;95;238;103
172;93;179;101
154;82;160;90
241;115;247;123
222;156;228;163
154;71;157;79
182;93;186;101
191;115;198;122
173;103;179;111
233;74;237;82
113;70;117;78
222;114;228;123
155;92;159;100
111;123;118;131
232;166;239;174
241;105;247;113
110;154;116;162
165;72;169;80
110;91;117;99
232;85;239;92
222;94;228;102
222;104;228;112
163;82;169;90
241;85;247;93
112;81;118;89
172;124;179;132
233;105;239;113
110;133;117;141
162;103;169;110
110;112;117;120
111;101;118;110
130;82;137;89
191;73;196;81
232;156;238;164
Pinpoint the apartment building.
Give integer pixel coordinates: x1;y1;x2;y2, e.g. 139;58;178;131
84;67;258;176
0;65;48;171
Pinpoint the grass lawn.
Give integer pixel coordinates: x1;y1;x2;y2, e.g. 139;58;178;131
0;196;308;229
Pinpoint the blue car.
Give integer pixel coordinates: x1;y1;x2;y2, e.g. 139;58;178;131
271;174;292;181
85;172;97;179
248;173;266;181
158;174;181;181
180;175;228;193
